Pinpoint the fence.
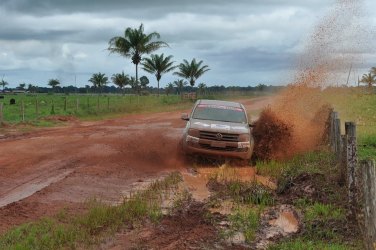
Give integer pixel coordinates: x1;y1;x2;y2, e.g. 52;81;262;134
329;111;376;250
0;94;186;125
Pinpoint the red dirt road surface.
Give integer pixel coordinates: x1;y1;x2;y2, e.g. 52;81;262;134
0;97;272;233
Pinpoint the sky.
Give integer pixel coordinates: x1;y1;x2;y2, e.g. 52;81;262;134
0;0;375;88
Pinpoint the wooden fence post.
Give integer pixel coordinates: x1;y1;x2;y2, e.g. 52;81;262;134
361;160;376;250
76;98;79;112
51;100;55;115
346;122;357;218
64;97;67;112
21;100;25;122
340;134;348;185
107;96;110;110
335;118;341;158
0;102;3;125
330;111;338;151
35;98;39;116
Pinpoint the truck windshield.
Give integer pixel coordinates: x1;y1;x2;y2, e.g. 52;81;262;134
192;104;247;123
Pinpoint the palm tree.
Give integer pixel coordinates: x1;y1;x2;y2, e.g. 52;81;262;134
197;83;207;96
142;54;176;97
174;58;210;87
48;79;60;92
165;83;174;96
0;79;8;93
108;24;168;84
371;67;376;77
111;71;130;95
89;73;108;93
360;72;376;90
174;79;187;98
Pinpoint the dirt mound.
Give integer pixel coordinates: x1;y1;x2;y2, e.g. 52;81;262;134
119;202;231;249
43;115;78;122
252;107;293;161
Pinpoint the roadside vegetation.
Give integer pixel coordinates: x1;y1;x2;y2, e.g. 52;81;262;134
323;87;376;159
0;172;182;250
0;91;267;126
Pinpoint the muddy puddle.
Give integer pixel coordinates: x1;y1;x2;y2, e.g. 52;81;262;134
181;165;277;202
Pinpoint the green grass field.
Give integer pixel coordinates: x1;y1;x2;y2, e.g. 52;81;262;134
0;92;264;126
323;89;376;160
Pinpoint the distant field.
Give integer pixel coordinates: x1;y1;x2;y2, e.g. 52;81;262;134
0;92;264;126
324;89;376;160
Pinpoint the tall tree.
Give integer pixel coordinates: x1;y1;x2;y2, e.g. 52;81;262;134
88;73;108;93
197;82;207;96
165;82;174;96
360;72;376;90
174;79;187;98
111;71;130;95
129;75;148;95
0;79;8;93
27;84;38;93
174;58;210;87
48;79;60;92
139;76;149;90
142;54;176;97
108;24;168;84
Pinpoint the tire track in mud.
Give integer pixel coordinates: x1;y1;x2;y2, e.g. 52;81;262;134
0;159;78;208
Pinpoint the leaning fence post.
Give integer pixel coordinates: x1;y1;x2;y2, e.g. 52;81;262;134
361;160;376;250
345;122;357;219
0;102;3;125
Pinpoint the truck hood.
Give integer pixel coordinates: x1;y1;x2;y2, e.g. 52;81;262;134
189;118;249;134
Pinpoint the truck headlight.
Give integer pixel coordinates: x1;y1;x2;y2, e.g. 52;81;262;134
238;134;250;142
188;128;200;137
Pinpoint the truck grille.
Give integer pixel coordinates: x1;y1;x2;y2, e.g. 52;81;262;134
199;143;247;152
199;131;239;142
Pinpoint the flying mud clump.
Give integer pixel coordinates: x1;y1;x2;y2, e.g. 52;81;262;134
252;107;293;161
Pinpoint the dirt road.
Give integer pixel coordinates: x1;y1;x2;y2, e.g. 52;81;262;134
0;97;273;233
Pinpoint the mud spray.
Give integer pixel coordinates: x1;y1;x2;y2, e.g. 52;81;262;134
253;0;368;160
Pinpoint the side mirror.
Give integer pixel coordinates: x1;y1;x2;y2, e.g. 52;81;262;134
181;113;190;121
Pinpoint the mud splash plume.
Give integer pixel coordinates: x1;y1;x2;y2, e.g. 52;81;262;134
253;0;365;160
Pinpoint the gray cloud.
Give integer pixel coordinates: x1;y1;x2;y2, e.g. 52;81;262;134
0;0;375;87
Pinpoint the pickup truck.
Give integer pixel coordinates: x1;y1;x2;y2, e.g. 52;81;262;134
181;99;254;160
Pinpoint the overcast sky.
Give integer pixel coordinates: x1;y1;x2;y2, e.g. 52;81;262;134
0;0;375;88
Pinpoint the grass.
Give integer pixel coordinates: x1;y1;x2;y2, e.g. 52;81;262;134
0;94;194;124
304;203;345;222
227;207;260;243
269;238;357;250
323;89;376;160
0;172;182;250
0;92;264;126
